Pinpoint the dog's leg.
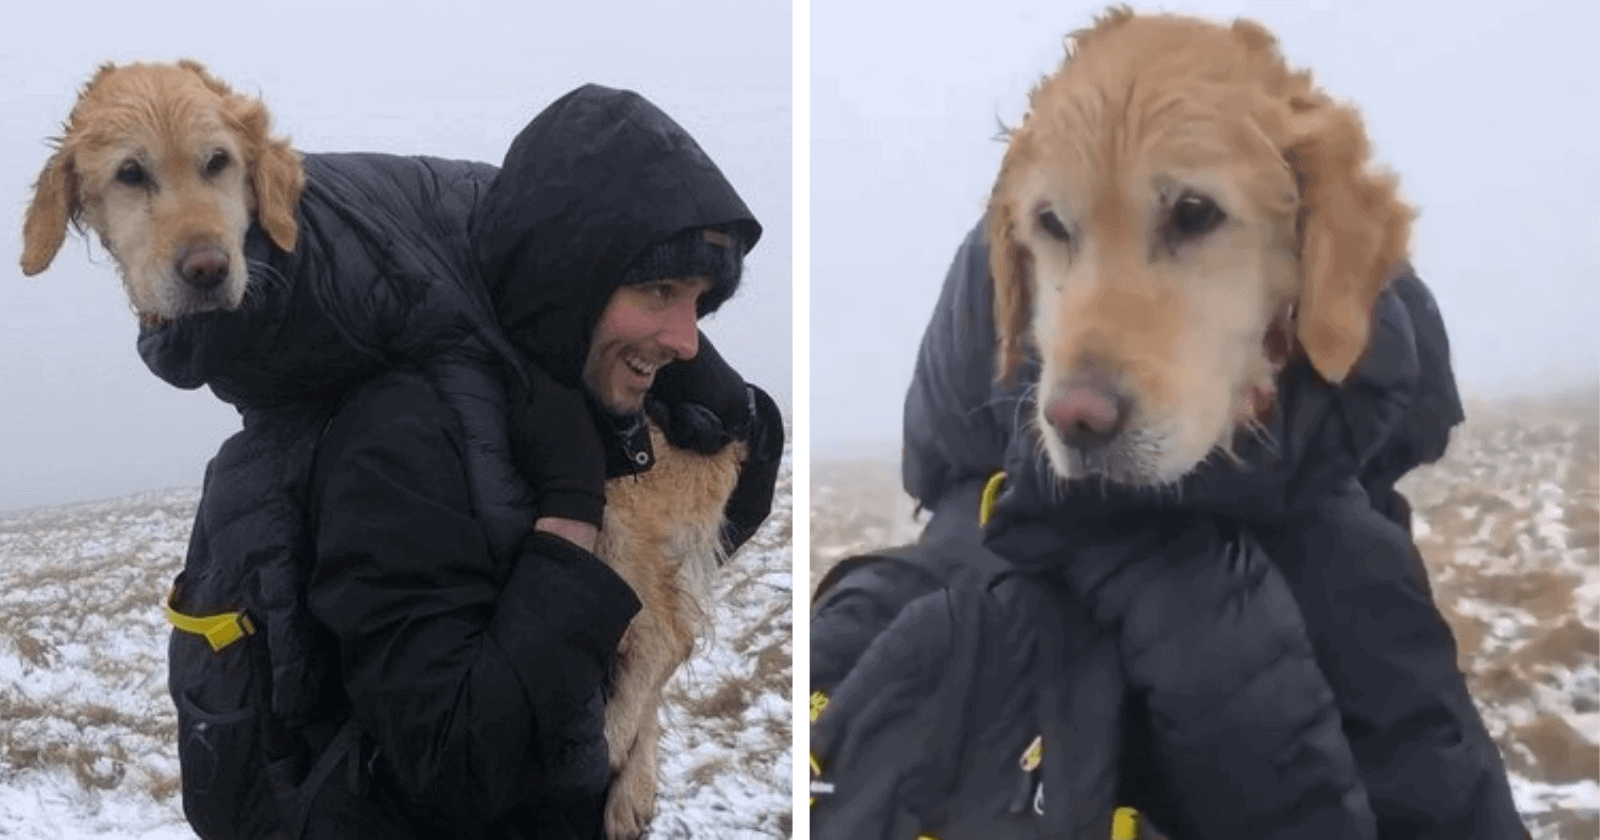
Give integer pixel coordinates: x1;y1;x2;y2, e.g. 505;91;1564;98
604;544;697;772
604;582;695;839
605;613;655;772
605;703;663;840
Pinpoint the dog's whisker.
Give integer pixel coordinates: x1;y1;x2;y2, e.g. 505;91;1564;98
243;259;293;309
969;389;1026;416
1244;418;1279;454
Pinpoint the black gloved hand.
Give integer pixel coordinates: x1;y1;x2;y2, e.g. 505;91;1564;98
645;331;753;455
719;384;784;555
645;332;785;557
507;362;607;528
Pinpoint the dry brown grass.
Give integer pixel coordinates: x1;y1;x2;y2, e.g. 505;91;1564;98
0;490;218;818
808;458;921;596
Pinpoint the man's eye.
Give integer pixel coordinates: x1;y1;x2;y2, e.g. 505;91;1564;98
652;284;676;301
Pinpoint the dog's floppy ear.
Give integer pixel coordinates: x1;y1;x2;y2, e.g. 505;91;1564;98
22;63;127;276
239;104;304;254
20;145;78;276
179;59;304;253
1282;92;1413;384
988;188;1034;385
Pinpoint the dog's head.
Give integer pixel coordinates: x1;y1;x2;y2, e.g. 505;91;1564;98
20;60;303;325
989;6;1412;486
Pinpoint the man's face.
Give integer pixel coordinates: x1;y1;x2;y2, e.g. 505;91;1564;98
584;276;712;414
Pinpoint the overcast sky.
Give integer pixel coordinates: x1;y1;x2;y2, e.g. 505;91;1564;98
811;0;1600;458
0;1;791;512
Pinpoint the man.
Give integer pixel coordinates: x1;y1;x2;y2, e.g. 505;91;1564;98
152;85;781;840
810;219;1523;839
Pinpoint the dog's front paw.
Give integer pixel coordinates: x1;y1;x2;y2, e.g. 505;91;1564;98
604;756;660;840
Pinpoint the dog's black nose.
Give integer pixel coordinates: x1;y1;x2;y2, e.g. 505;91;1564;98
178;245;229;290
1045;370;1132;450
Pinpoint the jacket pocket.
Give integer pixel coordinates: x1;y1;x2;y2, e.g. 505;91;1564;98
175;688;275;840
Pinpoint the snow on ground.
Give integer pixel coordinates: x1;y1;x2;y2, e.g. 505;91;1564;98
652;447;793;839
0;445;793;838
1399;394;1599;840
812;392;1599;840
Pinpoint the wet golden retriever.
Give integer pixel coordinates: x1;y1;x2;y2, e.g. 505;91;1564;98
597;428;746;838
989;6;1413;486
21;59;737;840
21;60;302;326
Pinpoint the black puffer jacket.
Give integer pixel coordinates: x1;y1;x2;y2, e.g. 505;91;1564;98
153;85;778;839
812;218;1525;839
817;374;1389;838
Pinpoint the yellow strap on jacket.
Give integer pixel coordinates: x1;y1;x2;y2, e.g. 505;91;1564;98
164;586;255;652
811;690;829;723
1112;806;1141;839
979;470;1007;526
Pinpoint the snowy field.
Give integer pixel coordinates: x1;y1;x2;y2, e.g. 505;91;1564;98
0;443;793;839
812;391;1598;840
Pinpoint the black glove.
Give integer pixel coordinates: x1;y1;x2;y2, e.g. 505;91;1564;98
646;332;785;556
645;331;753;454
507;362;607;528
720;384;784;555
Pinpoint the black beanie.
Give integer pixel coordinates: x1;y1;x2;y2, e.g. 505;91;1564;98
619;225;746;317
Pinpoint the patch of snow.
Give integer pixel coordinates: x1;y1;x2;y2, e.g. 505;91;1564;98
0;446;793;838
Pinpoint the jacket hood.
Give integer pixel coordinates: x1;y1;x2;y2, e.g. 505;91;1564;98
474;84;763;389
994;284;1420;528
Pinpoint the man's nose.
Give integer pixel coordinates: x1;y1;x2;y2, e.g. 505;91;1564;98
661;301;700;360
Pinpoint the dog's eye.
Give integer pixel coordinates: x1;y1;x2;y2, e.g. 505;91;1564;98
205;150;230;177
1171;194;1225;238
115;160;146;187
1037;207;1072;243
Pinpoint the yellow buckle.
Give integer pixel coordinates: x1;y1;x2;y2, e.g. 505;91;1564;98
165;587;255;652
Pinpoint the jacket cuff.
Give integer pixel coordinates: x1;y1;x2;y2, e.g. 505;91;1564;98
535;490;606;529
491;532;641;727
745;385;786;462
721;385;785;555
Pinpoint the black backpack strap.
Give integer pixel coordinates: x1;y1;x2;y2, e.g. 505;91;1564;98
273;718;362;839
259;402;363;839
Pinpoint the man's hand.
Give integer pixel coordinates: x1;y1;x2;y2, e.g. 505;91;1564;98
508;363;607;548
646;331;752;454
646;331;785;556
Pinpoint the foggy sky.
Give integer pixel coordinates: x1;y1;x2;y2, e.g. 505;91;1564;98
811;0;1600;457
0;1;791;511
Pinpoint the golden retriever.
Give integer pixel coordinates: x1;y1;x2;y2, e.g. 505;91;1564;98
21;60;302;326
988;6;1412;486
21;59;742;840
596;428;747;838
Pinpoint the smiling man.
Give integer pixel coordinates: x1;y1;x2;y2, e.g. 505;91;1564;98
285;85;784;838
